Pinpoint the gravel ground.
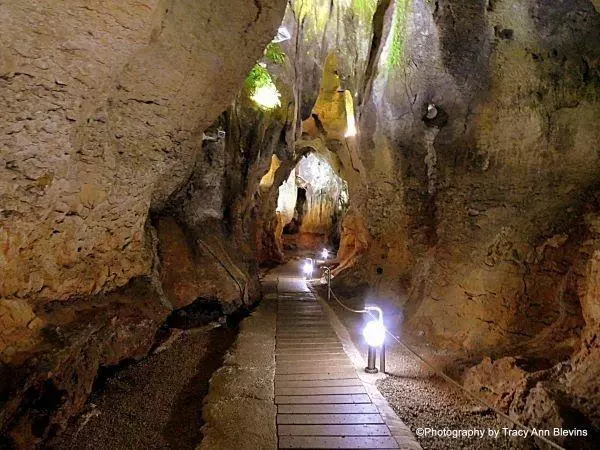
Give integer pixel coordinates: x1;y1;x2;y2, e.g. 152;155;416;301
313;284;538;450
48;325;236;450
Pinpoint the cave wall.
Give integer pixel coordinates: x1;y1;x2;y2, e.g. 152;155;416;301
0;0;287;443
348;0;600;355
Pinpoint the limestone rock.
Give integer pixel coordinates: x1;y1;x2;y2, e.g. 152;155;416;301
0;0;287;302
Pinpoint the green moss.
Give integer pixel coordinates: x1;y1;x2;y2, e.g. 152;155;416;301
265;42;286;64
244;64;281;111
387;0;411;70
352;0;377;22
293;0;330;35
244;64;273;92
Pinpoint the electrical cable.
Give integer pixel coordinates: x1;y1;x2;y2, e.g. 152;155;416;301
315;272;566;450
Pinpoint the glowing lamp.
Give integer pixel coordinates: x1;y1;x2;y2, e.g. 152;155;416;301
363;305;385;373
321;248;329;259
362;320;385;348
251;84;281;110
302;260;314;278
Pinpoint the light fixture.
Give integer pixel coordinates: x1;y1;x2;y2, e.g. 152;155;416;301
303;259;314;278
251;84;281;110
363;319;385;348
321;248;329;259
363;305;385;373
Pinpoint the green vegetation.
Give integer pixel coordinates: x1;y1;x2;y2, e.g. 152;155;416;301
387;0;410;70
265;42;286;64
244;64;281;111
244;64;274;92
243;40;285;111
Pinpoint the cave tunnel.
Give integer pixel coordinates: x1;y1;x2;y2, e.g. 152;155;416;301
1;0;600;449
276;152;349;257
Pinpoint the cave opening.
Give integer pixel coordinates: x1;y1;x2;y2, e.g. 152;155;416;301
275;151;349;257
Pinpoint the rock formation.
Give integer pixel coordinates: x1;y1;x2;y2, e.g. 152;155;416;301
0;0;287;444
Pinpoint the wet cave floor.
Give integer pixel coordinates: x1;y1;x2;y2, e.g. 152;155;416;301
47;325;237;450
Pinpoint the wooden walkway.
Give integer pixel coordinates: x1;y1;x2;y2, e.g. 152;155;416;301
275;278;400;449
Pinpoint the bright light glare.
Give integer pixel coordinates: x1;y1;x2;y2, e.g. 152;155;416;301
344;121;357;137
344;90;357;137
303;261;314;277
251;84;281;110
321;248;329;259
362;320;385;347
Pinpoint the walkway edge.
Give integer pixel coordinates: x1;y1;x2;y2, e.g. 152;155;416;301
310;283;423;450
198;292;277;450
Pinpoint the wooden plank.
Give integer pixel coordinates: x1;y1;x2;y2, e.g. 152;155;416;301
277;344;342;348
278;404;379;414
275;394;371;404
277;413;385;425
276;349;345;355
278;332;336;337
275;356;349;363
276;342;342;348
278;330;336;335
277;361;354;368
277;326;332;329
276;350;344;355
275;386;366;396
276;365;356;375
276;357;349;364
278;436;399;449
276;351;345;357
278;424;390;436
275;372;358;381
277;327;332;332
276;338;340;344
277;337;338;343
275;379;363;388
276;346;343;352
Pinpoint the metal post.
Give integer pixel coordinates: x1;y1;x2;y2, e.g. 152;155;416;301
380;344;386;374
366;346;378;373
327;267;331;303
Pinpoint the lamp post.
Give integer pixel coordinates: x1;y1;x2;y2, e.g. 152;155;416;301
362;305;386;374
302;259;314;279
323;266;332;302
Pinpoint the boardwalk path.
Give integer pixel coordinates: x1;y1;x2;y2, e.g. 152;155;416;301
274;261;421;449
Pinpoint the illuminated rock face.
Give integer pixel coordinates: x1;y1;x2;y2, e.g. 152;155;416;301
274;152;347;249
296;153;346;235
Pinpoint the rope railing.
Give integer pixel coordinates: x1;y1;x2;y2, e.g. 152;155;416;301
315;266;565;450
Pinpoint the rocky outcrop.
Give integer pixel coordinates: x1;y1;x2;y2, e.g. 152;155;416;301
0;0;287;444
350;0;600;353
0;0;286;302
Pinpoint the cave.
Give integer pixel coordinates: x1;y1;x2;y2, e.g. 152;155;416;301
277;152;349;255
1;1;600;449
